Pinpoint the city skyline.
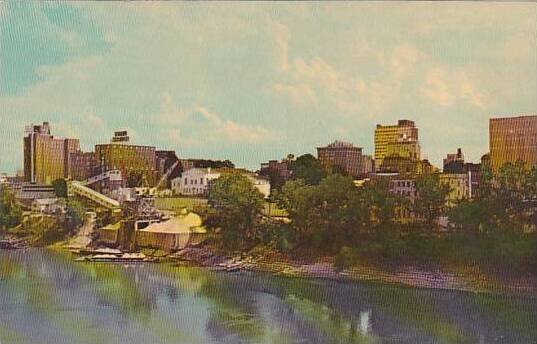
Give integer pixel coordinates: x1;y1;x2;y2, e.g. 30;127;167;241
1;2;536;173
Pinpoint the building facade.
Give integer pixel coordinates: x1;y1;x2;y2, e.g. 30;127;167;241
69;151;97;181
374;119;419;170
443;148;465;172
171;168;221;196
489;115;537;172
440;173;470;206
172;168;271;198
259;154;295;188
23;122;80;184
317;140;364;178
95;131;156;187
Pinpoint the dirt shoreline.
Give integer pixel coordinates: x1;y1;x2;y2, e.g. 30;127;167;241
170;246;537;297
4;237;535;297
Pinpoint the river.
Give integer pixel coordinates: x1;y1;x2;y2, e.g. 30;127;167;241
0;249;536;344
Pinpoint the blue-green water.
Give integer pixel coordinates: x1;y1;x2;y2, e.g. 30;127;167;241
0;249;536;344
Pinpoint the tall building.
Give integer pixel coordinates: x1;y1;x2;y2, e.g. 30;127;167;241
317;140;364;178
95;131;156;187
489;114;537;172
374;119;419;170
69;151;97;181
23;122;80;184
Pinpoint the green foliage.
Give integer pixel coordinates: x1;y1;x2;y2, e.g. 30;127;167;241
66;198;85;232
274;174;404;253
449;162;537;233
414;174;450;226
206;173;264;249
334;246;357;272
52;178;68;198
289;154;326;185
0;187;22;231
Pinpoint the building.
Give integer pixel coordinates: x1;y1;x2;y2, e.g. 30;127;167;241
259;154;295;188
69;151;97;181
389;178;418;223
378;156;436;176
374;119;419;170
16;183;56;206
171;168;271;198
443;148;465;172
386;140;421;161
440;173;470;206
489;114;537;172
465;163;482;199
23;122;80;184
171;168;221;196
360;155;374;176
31;198;65;214
95;131;156;187
317;140;364;178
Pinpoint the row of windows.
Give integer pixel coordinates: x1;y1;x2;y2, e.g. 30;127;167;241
184;177;206;185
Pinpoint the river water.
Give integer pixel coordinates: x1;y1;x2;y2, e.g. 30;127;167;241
0;249;536;344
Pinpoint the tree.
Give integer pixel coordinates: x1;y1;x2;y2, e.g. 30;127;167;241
358;179;400;229
52;178;68;198
289;154;326;185
66;198;85;232
414;174;450;227
275;174;368;251
0;187;22;232
207;173;264;248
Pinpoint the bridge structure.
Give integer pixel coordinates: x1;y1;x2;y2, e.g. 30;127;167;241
68;170;123;212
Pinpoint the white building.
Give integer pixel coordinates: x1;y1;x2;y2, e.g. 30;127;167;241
248;175;271;199
171;168;221;196
171;168;271;198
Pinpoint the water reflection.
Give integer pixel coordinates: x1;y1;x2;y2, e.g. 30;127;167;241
1;249;536;344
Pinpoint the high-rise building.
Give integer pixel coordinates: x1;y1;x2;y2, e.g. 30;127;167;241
374;119;419;170
23;122;80;184
95;131;156;187
69;151;98;181
489;114;537;172
317;140;364;178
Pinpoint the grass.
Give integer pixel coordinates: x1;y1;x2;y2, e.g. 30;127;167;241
262;202;288;217
154;197;208;212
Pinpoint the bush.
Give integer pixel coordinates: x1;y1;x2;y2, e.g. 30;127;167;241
334;246;357;272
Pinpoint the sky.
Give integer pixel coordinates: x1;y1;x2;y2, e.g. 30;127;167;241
1;2;536;173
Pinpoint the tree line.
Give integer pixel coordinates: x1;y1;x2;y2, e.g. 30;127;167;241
205;155;537;270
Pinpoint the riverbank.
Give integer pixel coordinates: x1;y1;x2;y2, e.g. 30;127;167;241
171;245;537;296
4;231;536;297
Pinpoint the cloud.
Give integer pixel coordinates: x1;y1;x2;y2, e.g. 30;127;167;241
0;2;535;172
157;95;278;145
421;67;487;109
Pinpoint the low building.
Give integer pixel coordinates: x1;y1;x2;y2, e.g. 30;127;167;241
440;173;470;206
171;167;271;198
16;183;56;205
171;168;221;196
31;198;65;214
259;154;294;188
